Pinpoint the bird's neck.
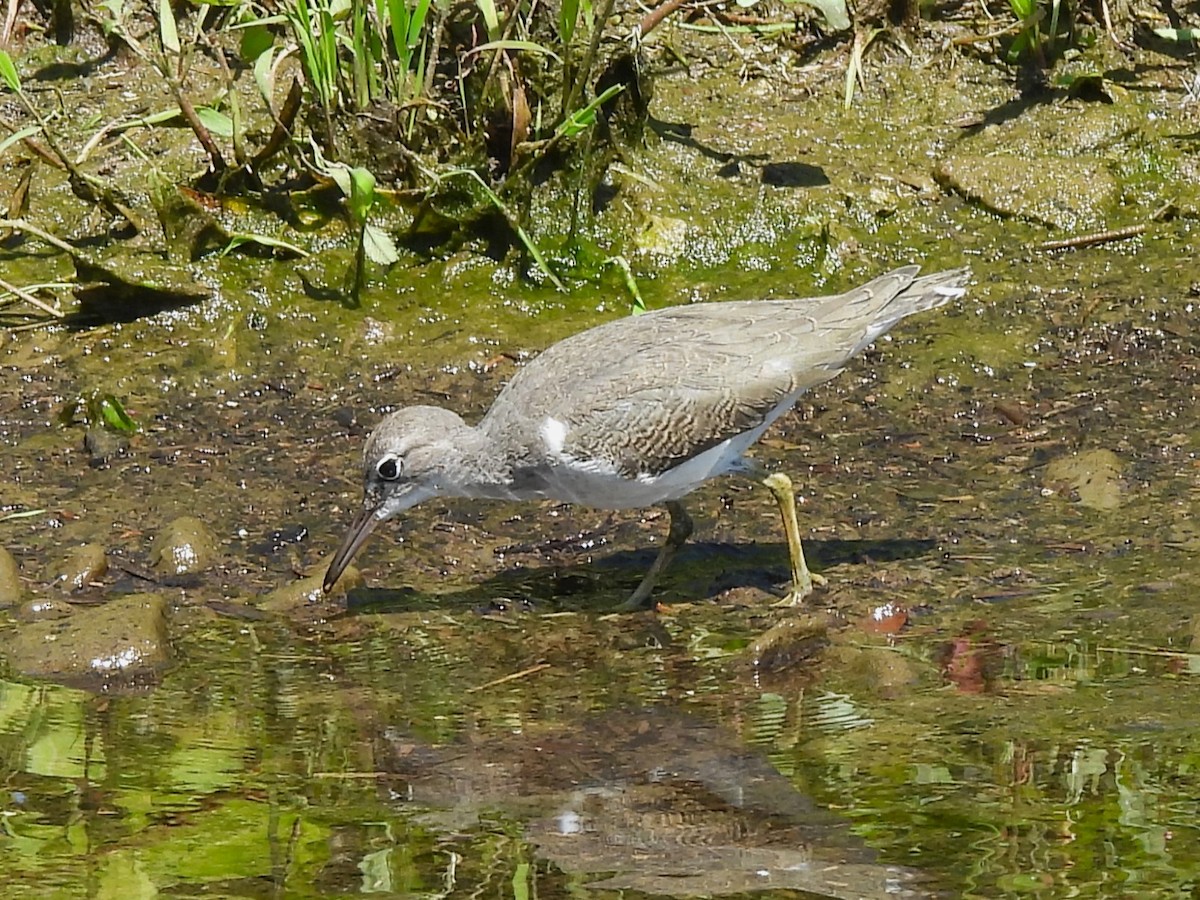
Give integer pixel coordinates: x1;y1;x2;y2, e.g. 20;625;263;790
435;421;516;497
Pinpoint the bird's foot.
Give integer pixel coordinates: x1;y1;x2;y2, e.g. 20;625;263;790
773;571;828;607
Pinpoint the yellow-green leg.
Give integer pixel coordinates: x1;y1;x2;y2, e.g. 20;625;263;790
762;472;827;605
618;500;694;611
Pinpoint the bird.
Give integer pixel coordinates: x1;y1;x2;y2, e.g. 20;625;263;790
323;265;969;609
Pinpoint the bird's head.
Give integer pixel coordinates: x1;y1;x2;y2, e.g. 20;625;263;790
323;406;470;592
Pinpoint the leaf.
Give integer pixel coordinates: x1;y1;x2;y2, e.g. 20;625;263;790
469;39;562;64
603;256;646;315
1008;0;1034;20
387;0;410;61
98;395;138;434
0;124;41;157
362;222;400;265
475;0;500;40
556;83;624;138
347;166;377;221
0;50;20;93
220;233;311;257
239;23;274;62
780;0;849;31
407;0;433;48
441;168;565;291
159;0;181;53
253;46;277;104
1152;27;1197;42
558;0;578;46
327;165;352;197
196;106;235;137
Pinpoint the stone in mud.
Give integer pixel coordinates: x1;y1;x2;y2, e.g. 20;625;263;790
14;597;75;622
259;566;363;615
747;613;833;675
634;214;692;261
935;155;1116;231
6;592;170;687
56;543;109;591
151;516;219;575
0;546;23;607
1042;449;1124;511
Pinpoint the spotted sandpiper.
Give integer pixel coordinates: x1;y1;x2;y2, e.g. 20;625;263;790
324;265;969;608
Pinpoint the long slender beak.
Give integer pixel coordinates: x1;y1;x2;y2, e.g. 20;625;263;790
323;505;382;592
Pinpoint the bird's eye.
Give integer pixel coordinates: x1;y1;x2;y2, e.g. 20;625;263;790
376;456;402;481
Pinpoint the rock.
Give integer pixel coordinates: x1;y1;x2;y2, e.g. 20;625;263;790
6;592;170;687
635;214;692;261
14;598;74;622
935;155;1116;231
0;546;23;607
84;425;129;466
1043;449;1124;511
151;516;219;575
259;566;363;616
746;613;833;675
56;543;109;591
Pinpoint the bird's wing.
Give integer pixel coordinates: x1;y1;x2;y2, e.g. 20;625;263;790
481;266;965;476
482;305;847;477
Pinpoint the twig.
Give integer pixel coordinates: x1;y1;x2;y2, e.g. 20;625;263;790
0;276;65;317
637;0;688;39
466;661;551;693
1098;646;1196;659
1036;223;1148;252
1036;204;1174;253
0;217;82;257
951;18;1026;45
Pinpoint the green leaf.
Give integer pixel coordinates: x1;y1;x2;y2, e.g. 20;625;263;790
603;256;646;315
312;147;353;198
1008;0;1034;20
780;0;849;31
556;83;624;138
0;124;41;157
220;233;310;257
470;39;562;64
1152;27;1197;42
253;46;276;103
347;166;377;221
238;23;274;61
362;222;399;265
0;50;20;93
559;0;578;45
196;106;234;137
407;0;433;47
441;168;565;291
98;395;138;434
387;0;410;61
475;0;499;40
159;0;181;53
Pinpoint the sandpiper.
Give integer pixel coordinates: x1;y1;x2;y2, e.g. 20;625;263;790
324;265;969;608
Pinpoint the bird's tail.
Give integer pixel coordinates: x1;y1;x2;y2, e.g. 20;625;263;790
845;265;970;355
